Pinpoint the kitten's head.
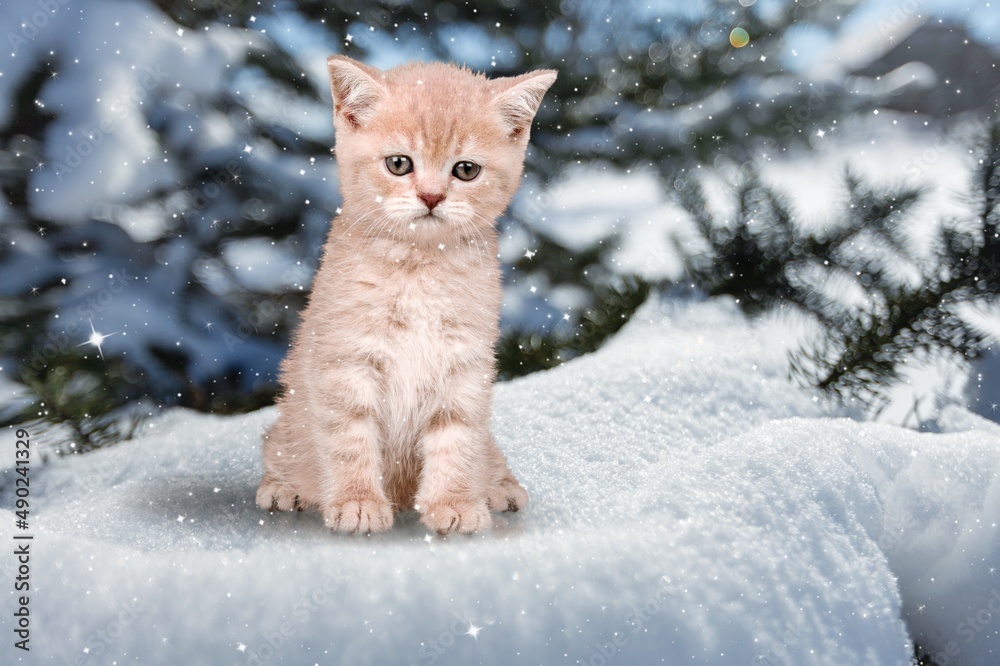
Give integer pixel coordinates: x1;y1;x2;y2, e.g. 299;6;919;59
326;56;556;245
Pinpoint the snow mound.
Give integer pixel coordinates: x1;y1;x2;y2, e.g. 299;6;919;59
2;297;1000;665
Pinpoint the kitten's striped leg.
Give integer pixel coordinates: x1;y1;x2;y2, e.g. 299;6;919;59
256;416;302;512
316;368;393;534
416;411;492;535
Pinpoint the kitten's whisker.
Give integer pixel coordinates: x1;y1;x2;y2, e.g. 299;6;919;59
463;210;500;273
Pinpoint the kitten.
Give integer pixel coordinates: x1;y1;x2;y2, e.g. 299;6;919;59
256;56;556;535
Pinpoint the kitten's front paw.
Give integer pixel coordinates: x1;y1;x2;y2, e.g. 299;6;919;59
257;478;299;512
323;498;394;533
487;478;528;513
419;500;491;535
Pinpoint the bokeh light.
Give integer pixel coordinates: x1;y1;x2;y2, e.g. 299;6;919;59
730;27;750;48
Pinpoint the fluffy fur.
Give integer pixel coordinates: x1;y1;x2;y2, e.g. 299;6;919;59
256;56;556;534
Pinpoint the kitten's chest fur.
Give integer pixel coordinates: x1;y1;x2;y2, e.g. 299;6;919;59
365;244;495;337
331;230;499;336
296;225;501;413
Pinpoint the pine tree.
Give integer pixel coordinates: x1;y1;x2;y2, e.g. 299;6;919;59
685;117;1000;414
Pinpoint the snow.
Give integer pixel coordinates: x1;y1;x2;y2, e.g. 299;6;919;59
22;2;239;227
515;166;695;281
4;296;1000;665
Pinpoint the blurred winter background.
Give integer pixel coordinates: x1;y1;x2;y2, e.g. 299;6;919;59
0;0;998;450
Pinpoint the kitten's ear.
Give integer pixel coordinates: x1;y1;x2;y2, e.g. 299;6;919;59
326;55;386;130
491;69;557;138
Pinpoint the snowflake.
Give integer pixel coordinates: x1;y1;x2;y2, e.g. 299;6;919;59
80;320;115;360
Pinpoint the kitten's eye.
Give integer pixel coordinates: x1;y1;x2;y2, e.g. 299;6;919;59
385;155;413;176
452;161;481;182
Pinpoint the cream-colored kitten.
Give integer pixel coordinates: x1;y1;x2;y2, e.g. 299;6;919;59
256;56;556;535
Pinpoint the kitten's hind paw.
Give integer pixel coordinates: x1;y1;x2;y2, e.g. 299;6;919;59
420;500;491;535
256;478;299;512
487;478;528;513
323;498;394;534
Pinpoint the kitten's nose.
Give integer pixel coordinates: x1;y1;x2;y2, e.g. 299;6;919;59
418;192;445;211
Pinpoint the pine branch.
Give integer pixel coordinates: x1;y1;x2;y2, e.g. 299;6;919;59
686;118;1000;410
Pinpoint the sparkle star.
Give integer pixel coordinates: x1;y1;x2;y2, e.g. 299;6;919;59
243;143;253;154
79;320;115;360
466;623;482;640
237;643;247;653
423;534;434;544
524;249;536;259
816;129;826;138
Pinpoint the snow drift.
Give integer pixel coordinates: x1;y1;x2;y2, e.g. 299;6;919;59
1;296;999;665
